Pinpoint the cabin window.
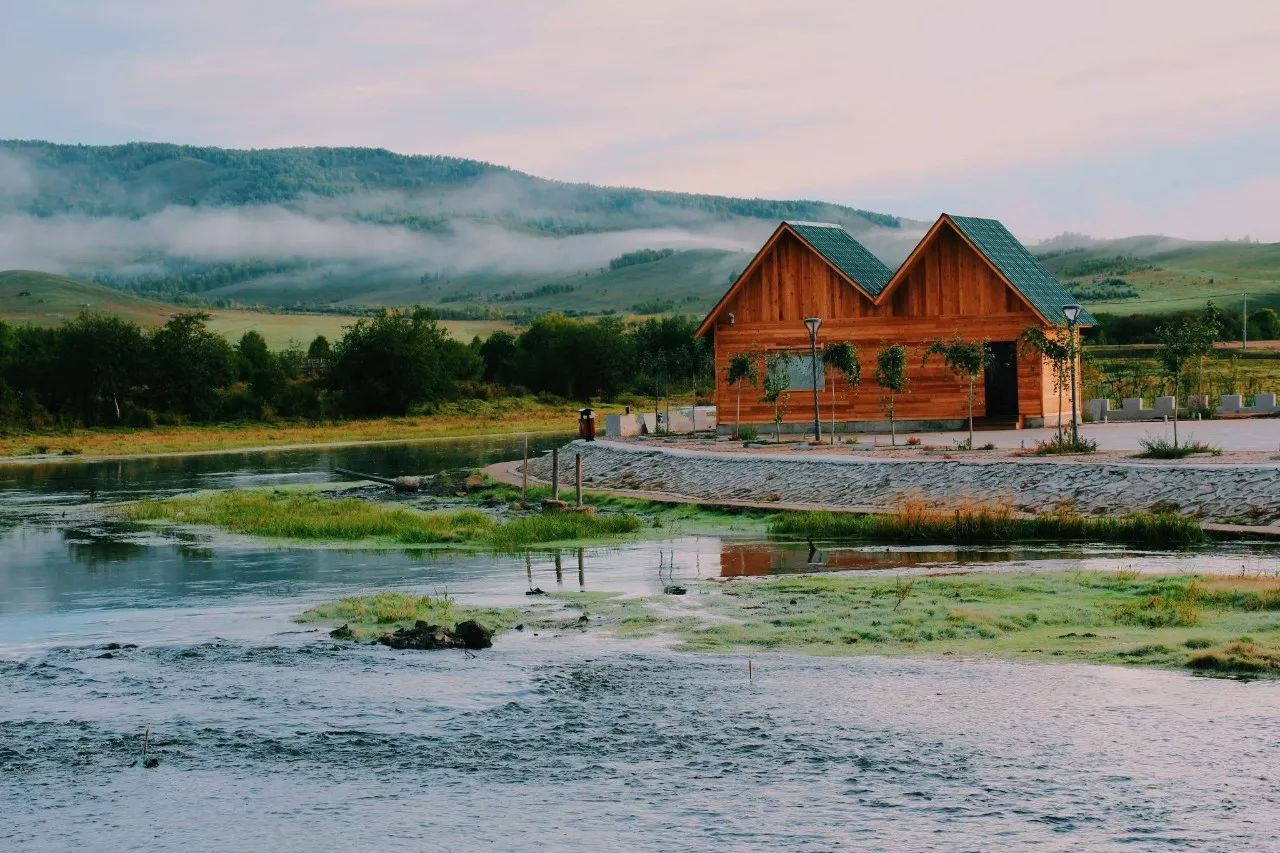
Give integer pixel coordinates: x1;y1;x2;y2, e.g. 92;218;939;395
782;355;825;390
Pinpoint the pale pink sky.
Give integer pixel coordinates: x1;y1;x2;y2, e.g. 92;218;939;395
3;0;1279;240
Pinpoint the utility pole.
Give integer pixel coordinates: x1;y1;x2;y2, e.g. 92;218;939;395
1242;293;1249;350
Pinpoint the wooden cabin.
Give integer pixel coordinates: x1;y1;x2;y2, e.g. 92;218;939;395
695;214;1094;433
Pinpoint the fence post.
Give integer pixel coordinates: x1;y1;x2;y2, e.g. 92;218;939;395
521;435;529;505
575;452;583;508
551;448;560;501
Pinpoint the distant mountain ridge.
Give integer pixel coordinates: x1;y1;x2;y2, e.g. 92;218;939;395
0;140;916;313
0;140;1275;318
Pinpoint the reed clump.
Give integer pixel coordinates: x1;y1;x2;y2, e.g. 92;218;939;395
768;498;1204;547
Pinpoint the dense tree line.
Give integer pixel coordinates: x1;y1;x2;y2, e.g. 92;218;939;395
1090;305;1279;345
0;309;710;430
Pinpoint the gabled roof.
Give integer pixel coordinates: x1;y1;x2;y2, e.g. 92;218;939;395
785;221;894;297
693;221;888;337
945;215;1096;325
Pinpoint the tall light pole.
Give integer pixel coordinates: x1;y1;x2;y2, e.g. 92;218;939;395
804;317;822;443
1062;304;1082;445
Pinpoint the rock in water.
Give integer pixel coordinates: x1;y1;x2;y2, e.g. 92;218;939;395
378;621;458;650
454;620;494;650
375;619;495;651
329;623;355;640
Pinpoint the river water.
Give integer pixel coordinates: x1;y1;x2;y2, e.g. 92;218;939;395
3;436;1280;850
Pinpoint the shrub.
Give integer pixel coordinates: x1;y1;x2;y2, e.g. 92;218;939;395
1033;434;1099;455
1137;437;1221;459
737;424;759;442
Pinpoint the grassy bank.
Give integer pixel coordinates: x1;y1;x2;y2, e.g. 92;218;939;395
297;591;522;642
463;478;776;535
770;502;1205;547
0;398;576;459
123;488;641;549
676;571;1280;676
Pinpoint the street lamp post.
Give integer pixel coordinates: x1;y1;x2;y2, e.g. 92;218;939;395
804;317;822;443
1062;304;1082;445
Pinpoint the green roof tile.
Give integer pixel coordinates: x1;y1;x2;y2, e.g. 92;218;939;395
947;215;1096;325
785;221;893;297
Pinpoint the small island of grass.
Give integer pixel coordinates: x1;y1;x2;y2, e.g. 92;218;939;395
124;488;641;549
673;571;1280;676
298;591;523;643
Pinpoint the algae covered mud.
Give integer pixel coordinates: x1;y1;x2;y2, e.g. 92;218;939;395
5;436;1280;849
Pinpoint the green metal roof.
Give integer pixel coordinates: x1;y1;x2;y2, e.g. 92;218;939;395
947;215;1096;325
785;221;893;297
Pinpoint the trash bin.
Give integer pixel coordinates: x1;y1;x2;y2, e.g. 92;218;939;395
578;408;596;441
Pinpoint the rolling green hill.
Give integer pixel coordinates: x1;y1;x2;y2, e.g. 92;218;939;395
1035;239;1280;317
201;247;752;316
0;270;174;326
0;270;511;347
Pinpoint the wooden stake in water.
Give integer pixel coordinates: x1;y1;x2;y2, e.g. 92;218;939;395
748;660;754;681
575;452;583;508
521;435;529;506
551;448;560;501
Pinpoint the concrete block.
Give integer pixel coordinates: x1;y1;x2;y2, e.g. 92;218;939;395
1121;397;1144;416
1217;394;1243;414
606;413;641;437
1255;393;1277;414
1153;396;1176;417
1086;399;1108;422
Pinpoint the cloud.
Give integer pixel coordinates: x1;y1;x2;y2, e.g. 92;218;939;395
0;202;758;279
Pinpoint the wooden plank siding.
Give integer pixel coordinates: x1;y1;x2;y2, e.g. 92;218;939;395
708;221;1059;427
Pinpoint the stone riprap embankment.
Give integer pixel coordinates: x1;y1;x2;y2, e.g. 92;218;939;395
530;440;1280;525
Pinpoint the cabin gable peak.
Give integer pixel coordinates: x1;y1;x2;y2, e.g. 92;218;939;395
873;214;1094;326
694;220;891;337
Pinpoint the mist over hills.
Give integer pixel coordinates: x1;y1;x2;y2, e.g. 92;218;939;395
0;140;919;314
1;140;1276;320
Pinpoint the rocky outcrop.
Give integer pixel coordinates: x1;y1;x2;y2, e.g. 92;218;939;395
375;619;494;650
530;440;1280;525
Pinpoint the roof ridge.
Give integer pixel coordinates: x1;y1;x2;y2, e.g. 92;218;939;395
784;219;843;228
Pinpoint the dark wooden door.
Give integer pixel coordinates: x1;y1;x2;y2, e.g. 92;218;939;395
984;342;1018;419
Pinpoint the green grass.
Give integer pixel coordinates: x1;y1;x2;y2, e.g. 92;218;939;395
1038;240;1280;316
1083;347;1280;402
769;504;1205;547
123;488;642;549
1031;434;1099;455
464;476;777;535
677;571;1280;676
1136;437;1222;459
296;591;522;642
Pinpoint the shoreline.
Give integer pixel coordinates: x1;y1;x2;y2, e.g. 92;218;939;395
506;440;1280;539
0;426;571;467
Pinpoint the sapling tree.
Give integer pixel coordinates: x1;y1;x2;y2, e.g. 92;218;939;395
821;341;860;444
873;343;909;446
923;336;987;449
761;351;793;443
725;350;760;440
1020;326;1071;438
1154;313;1216;449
